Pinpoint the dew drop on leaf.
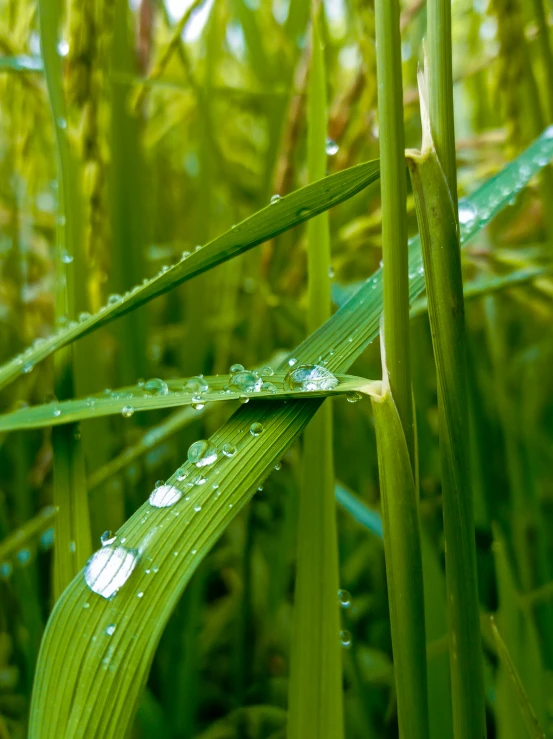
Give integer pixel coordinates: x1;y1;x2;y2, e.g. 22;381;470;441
284;364;339;391
149;484;183;508
187;440;218;467
84;545;138;599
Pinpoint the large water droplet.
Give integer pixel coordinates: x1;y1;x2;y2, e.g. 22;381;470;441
229;363;245;373
85;545;138;599
188;440;218;467
149;484;183;508
249;422;264;436
106;623;116;636
144;377;168;396
270;194;282;204
326;138;339;155
121;405;135;418
185;376;208;393
229;370;262;393
284;364;339;391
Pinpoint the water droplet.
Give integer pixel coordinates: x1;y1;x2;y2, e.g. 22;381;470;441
144;378;168;396
261;381;277;393
188;440;218;467
61;251;73;264
458;199;478;227
193;504;202;512
297;207;311;218
328;266;335;278
229;370;262;393
185;376;208;393
22;361;34;374
346;392;362;403
107;293;123;306
338;589;351;608
192;401;205;410
181;250;191;260
0;562;12;579
222;442;236;457
249;422;264;437
78;311;91;322
106;624;116;636
16;548;31;566
191;473;207;486
260;366;274;376
288;357;297;367
274;462;282;471
85;545;138;599
326;138;339;155
340;629;352;648
121;405;135;418
137;591;144;598
57;117;67;130
284;364;339;391
52;407;62;417
149;484;183;508
270;193;282;204
229;363;245;373
101;530;116;547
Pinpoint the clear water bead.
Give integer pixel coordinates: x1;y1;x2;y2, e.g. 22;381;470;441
249;422;264;436
106;624;116;636
144;377;168;396
338;589;351;608
185;376;208;393
284;364;339;391
230;363;245;373
229;370;262;393
100;530;116;547
121;405;135;418
325;138;339;155
346;392;362;403
222;442;236;457
188;440;218;467
340;629;352;648
270;194;282;204
84;545;138;599
149;484;183;508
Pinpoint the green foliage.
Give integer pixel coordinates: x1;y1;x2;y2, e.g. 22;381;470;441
2;2;553;738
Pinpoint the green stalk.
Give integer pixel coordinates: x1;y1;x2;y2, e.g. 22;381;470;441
287;6;343;738
38;0;91;599
406;84;487;739
373;2;429;736
370;379;429;739
374;0;413;463
427;0;458;211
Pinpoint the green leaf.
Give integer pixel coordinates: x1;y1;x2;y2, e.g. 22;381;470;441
370;380;429;739
0;373;376;431
29;126;553;737
0;159;381;393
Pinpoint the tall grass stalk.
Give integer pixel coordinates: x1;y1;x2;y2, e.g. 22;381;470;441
373;0;429;736
407;76;487;739
287;6;343;737
38;0;91;599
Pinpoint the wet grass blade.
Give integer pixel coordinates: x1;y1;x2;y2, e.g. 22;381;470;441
29;128;553;737
0;159;381;393
0;373;376;431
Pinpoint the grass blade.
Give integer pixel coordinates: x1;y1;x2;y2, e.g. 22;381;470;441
0;373;376;431
371;373;429;739
406;79;486;739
